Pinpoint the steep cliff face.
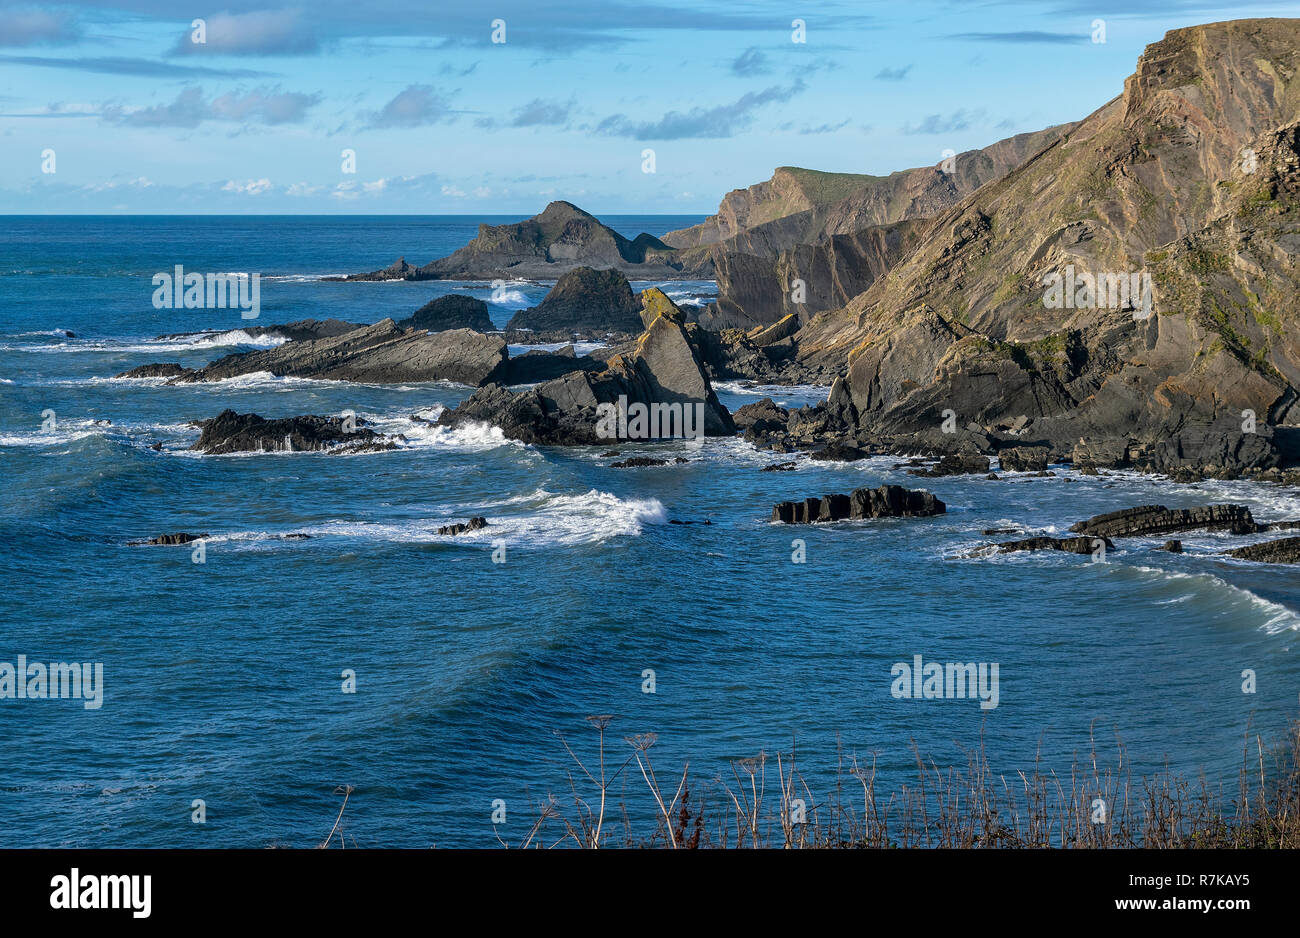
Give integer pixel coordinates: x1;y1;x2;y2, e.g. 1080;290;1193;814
797;18;1300;472
662;167;878;250
674;125;1073;327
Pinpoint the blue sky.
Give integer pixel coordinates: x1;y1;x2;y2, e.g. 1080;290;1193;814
1;0;1295;214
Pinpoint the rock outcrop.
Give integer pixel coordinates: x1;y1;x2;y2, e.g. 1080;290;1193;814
128;532;208;546
1226;536;1300;563
438;289;734;445
1069;504;1260;538
505;267;643;333
998;446;1050;472
771;484;945;523
190;410;397;455
115;362;192;379
438;517;488;536
992;535;1113;554
340;202;699;281
399;294;495;332
166;320;511;386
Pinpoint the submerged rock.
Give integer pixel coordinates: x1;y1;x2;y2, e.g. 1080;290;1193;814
115;362;192;379
190;410;396;455
1225;537;1300;564
438;517;488;536
771;484;945;524
992;535;1113;554
129;532;207;546
1069;504;1260;538
908;453;992;477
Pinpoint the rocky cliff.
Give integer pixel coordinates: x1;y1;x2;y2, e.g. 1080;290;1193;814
670;126;1073;328
792;18;1300;475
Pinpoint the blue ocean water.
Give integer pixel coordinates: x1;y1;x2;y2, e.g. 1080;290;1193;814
1;215;1298;848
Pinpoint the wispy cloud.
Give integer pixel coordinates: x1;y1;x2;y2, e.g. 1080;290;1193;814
875;64;912;81
901;108;984;135
363;84;455;128
0;9;81;47
730;47;770;77
104;86;321;128
947;31;1085;45
0;54;270;78
172;10;320;56
596;80;805;139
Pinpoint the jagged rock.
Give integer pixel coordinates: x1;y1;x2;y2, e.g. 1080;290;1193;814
341;202;697;281
771;484;945;523
610;456;679;468
439;288;734;445
998;446;1050;472
502;346;604;384
165;320;510;386
438;516;488;536
992;535;1113;554
1069;504;1260;538
190;410;397;455
506;267;643;333
128;532;208;546
761;461;797;471
400;295;494;332
732;397;789;434
154;319;363;344
1161;540;1183;552
1226;537;1300;563
115;362;192;379
809;440;869;462
909;453;991;477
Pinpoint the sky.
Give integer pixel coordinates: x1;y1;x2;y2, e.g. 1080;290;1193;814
0;0;1296;214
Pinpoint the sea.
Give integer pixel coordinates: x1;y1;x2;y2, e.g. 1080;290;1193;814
1;215;1298;847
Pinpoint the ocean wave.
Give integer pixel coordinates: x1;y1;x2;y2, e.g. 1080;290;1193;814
508;341;607;356
277;488;666;548
488;289;531;307
1126;565;1300;634
0;330;285;355
713;381;830;406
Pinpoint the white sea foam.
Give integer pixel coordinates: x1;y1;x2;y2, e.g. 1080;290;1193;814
1127;565;1300;634
508;341;607;356
713;381;830;406
291;488;665;547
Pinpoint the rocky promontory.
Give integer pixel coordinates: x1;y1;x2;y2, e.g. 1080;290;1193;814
338;202;703;282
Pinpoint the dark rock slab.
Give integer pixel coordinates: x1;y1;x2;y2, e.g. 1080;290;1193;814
1069;504;1260;538
190;410;397;455
993;535;1113;554
115;362;192;379
128;532;208;546
908;453;992;477
772;484;945;523
1226;537;1300;563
